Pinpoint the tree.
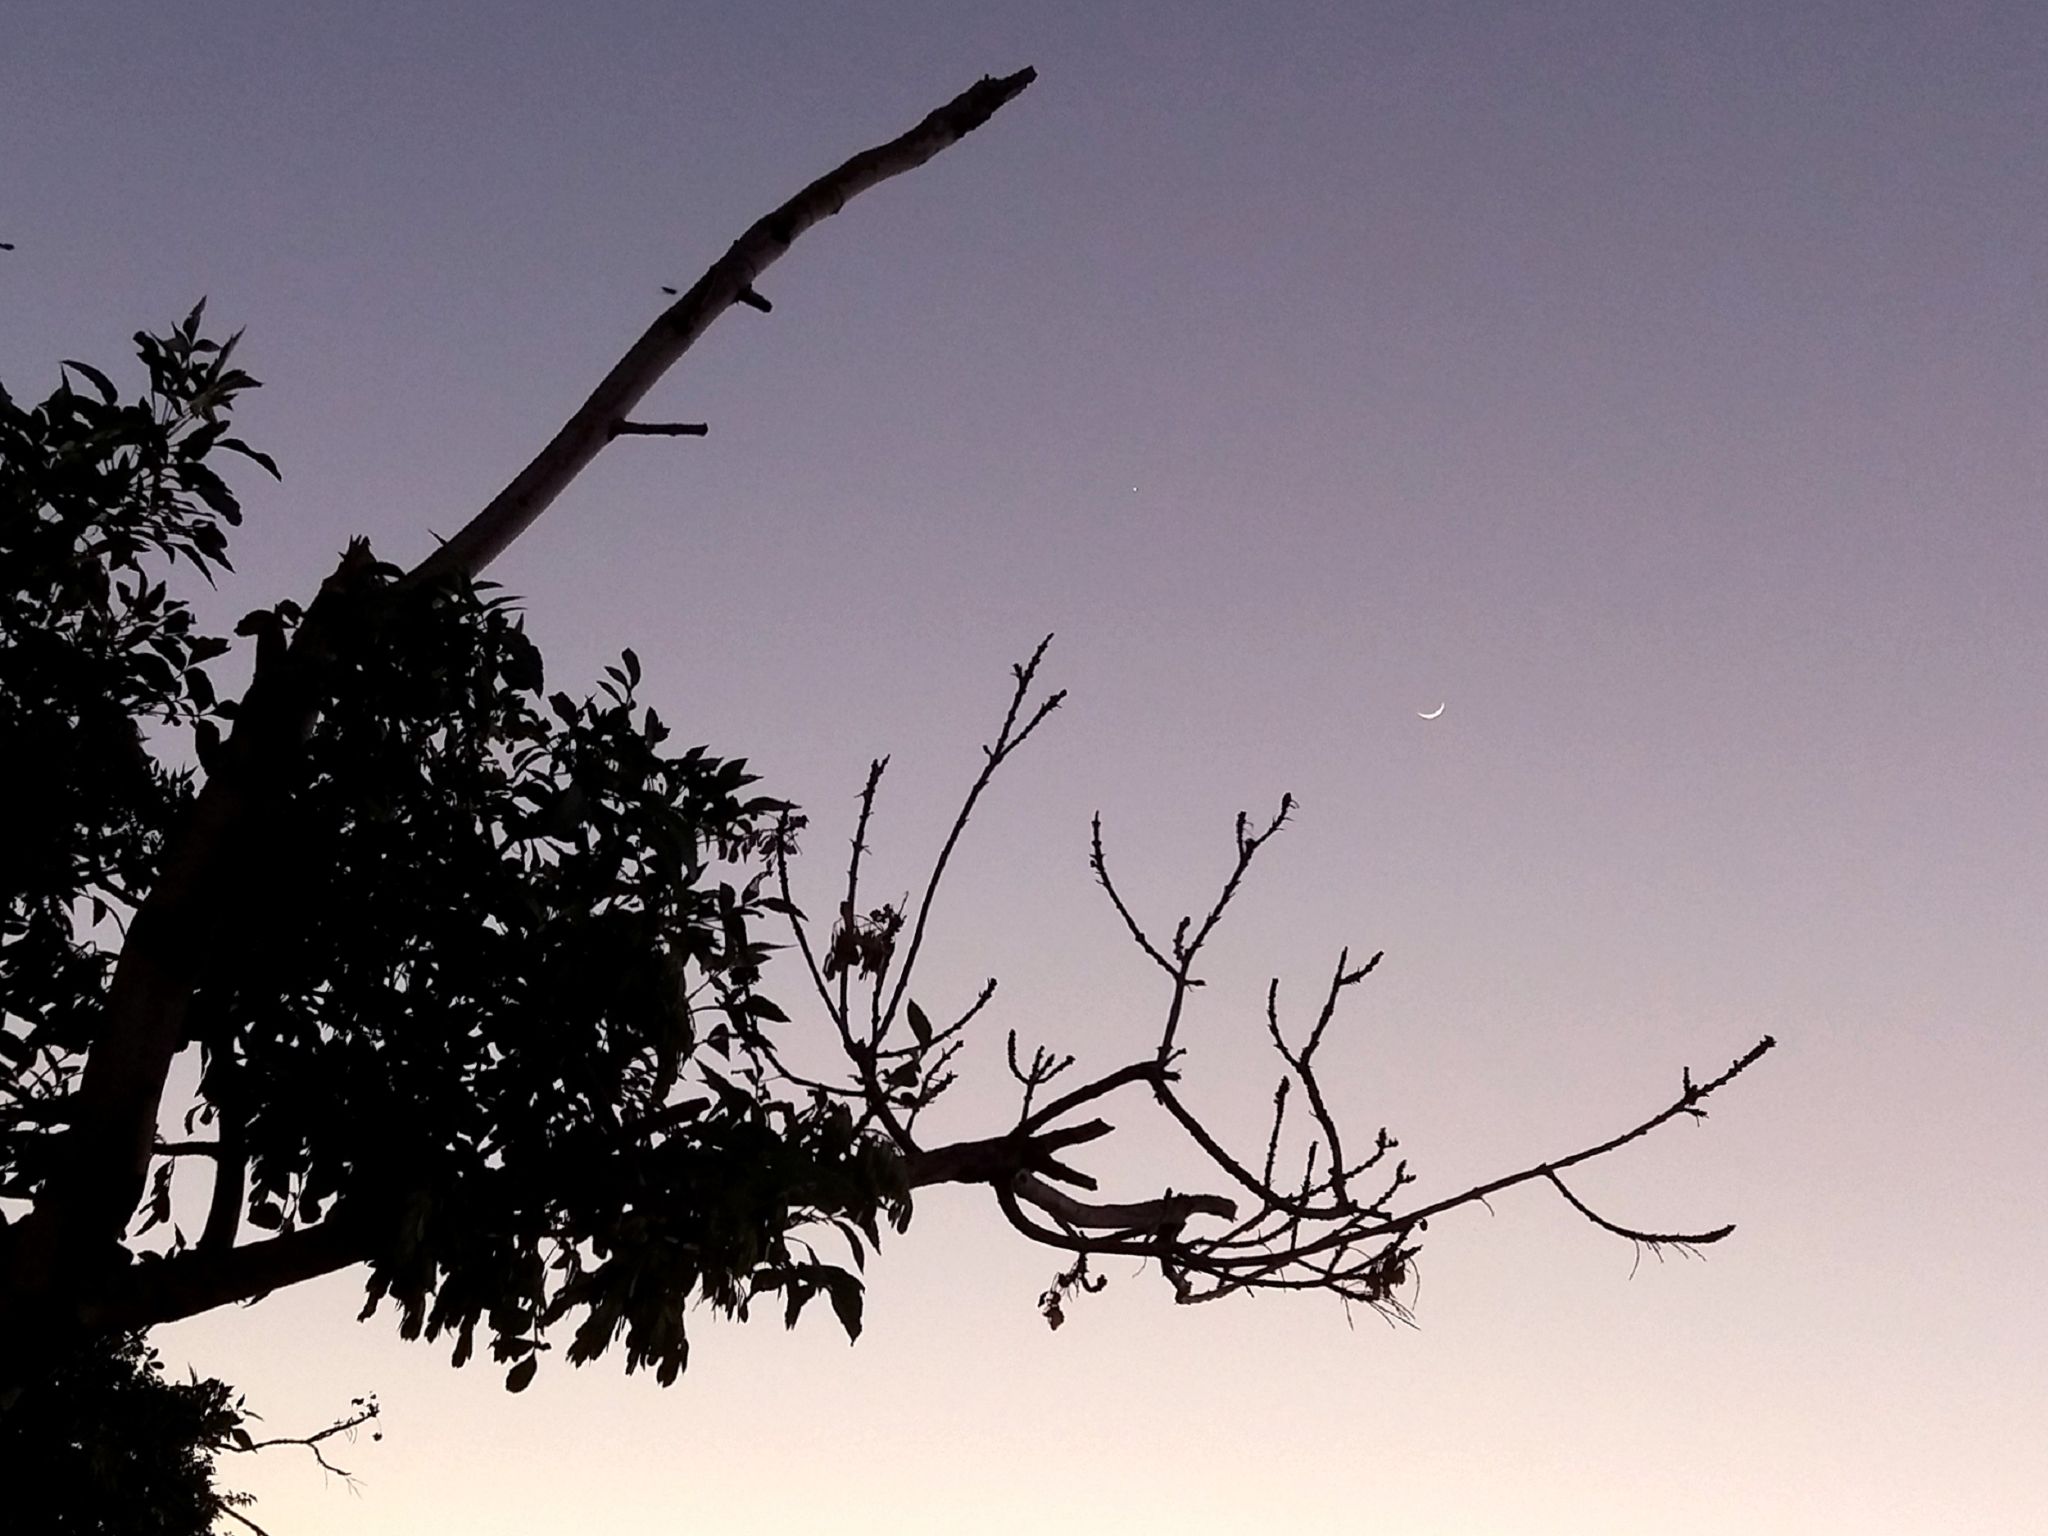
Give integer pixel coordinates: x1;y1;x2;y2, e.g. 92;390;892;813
0;66;1772;1424
3;1332;247;1534
0;1330;378;1536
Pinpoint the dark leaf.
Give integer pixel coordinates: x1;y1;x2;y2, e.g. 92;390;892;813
60;359;118;403
217;435;281;478
823;1270;864;1343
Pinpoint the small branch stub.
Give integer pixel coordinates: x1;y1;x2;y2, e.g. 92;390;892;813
609;420;708;439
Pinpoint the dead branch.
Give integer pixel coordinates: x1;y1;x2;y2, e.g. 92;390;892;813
407;68;1035;589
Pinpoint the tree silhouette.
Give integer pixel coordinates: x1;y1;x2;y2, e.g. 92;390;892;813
0;68;1771;1439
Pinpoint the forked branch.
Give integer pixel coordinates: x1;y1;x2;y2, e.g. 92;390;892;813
775;639;1776;1326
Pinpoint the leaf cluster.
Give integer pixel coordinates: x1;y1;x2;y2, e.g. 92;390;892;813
1;305;264;1191
0;1331;250;1536
1;319;908;1392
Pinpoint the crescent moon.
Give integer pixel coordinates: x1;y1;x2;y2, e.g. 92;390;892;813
1417;703;1446;720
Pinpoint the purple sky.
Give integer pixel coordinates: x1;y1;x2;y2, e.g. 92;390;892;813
6;3;2044;1530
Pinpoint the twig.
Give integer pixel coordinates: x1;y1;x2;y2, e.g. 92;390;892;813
1385;1036;1776;1236
231;1398;381;1479
878;636;1063;1036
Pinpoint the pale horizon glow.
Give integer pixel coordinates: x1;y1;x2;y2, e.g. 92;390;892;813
3;3;2043;1532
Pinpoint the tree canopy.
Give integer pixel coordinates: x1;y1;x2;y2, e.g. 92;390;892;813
1;71;1772;1522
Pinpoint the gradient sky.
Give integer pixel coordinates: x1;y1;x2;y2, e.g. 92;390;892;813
6;3;2044;1531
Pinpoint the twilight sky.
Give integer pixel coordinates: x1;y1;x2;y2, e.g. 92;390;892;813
6;2;2045;1531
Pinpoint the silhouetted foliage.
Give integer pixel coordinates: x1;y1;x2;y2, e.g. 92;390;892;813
2;70;1770;1531
1;306;244;1129
0;1332;245;1536
0;314;904;1399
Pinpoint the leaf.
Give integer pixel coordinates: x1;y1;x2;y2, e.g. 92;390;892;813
247;1199;284;1230
505;1356;539;1393
60;359;118;403
621;647;641;686
180;461;242;523
218;436;282;478
742;995;788;1024
823;1270;864;1343
137;1163;174;1234
906;999;933;1047
501;633;544;693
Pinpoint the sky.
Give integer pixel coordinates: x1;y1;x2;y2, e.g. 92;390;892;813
4;1;2044;1530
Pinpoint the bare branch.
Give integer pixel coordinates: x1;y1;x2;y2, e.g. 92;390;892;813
878;636;1063;1037
1013;1173;1237;1232
903;1121;1113;1191
1383;1036;1777;1236
197;1087;244;1254
232;1397;382;1479
1545;1171;1734;1247
836;757;887;1033
90;1214;376;1333
216;1506;275;1536
149;1140;221;1158
406;68;1035;589
933;776;1771;1327
1156;795;1292;1058
1088;815;1176;979
772;814;837;1024
1020;1059;1165;1133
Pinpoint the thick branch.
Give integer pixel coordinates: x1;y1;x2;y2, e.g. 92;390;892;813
1012;1173;1237;1231
1021;1059;1165;1133
904;1121;1112;1191
197;1092;245;1254
90;1213;376;1333
406;68;1035;589
7;549;376;1312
